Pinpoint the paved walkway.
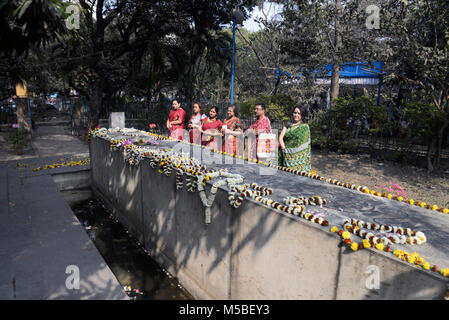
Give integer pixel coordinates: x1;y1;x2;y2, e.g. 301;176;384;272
0;122;128;299
31;122;90;158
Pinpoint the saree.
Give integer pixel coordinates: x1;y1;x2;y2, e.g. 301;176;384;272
223;116;242;156
168;108;186;140
248;115;271;160
201;118;223;151
278;123;311;173
189;113;206;144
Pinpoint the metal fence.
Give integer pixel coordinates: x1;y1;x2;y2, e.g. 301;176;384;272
0;101;17;125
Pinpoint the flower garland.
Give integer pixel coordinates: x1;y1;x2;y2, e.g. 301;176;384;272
226;183;329;227
284;195;327;207
32;158;90;171
342;218;427;246
274;165;449;215
171;133;449;216
328;218;449;283
91;127;449;220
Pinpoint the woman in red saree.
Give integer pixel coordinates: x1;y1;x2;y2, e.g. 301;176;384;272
166;99;186;140
222;104;243;156
200;106;223;152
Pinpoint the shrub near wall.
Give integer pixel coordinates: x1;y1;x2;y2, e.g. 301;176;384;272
308;97;389;151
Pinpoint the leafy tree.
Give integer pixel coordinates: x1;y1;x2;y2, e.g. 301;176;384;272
240;93;294;119
0;0;72;100
278;0;383;102
379;0;449;171
42;0;257;128
0;0;69;55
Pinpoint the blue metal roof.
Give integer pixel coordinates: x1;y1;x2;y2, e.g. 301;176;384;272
321;61;384;78
276;61;384;79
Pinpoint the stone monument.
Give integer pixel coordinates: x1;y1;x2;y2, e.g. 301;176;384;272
109;112;125;129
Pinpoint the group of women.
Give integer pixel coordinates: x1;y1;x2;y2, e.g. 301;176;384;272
167;100;243;155
164;99;312;173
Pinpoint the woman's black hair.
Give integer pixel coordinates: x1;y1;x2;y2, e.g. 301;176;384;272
172;98;181;105
209;106;219;118
193;101;203;114
228;104;239;117
292;104;308;121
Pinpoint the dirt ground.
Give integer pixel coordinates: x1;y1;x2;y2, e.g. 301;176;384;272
312;150;449;209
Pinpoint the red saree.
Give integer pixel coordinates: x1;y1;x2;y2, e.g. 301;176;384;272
201;118;223;151
168;107;186;140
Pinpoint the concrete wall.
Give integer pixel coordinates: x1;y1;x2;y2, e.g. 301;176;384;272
90;137;448;300
52;169;90;191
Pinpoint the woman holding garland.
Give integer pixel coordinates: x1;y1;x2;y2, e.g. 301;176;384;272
222;104;243;156
188;102;207;144
200;106;223;152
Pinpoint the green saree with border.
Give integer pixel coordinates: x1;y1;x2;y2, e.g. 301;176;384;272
278;123;311;173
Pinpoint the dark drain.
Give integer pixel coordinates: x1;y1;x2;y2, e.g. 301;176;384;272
70;196;194;300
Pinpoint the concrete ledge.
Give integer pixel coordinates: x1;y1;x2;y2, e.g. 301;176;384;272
0;154;127;300
52;169;91;191
90;136;449;300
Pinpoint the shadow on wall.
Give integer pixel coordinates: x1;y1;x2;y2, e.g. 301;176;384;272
91;138;292;293
362;267;447;300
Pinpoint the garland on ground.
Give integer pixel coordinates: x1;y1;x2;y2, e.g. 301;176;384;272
32;158;90;171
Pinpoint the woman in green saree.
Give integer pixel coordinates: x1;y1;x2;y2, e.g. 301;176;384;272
278;105;312;173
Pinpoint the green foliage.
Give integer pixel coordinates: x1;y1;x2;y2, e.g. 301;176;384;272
8;129;28;149
330;96;389;136
401;101;446;145
240;94;294;120
0;0;71;55
148;100;169;128
308;97;391;152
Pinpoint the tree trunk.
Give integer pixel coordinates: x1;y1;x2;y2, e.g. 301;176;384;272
16;98;31;133
432;119;448;169
330;0;343;103
88;79;104;130
216;70;224;105
330;64;340;102
427;138;436;173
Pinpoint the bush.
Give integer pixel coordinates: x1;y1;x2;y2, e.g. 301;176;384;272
240;94;295;120
401;101;446;146
148;100;169;129
8;129;28;149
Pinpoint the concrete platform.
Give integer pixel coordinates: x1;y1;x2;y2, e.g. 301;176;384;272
0;156;128;299
89;132;449;299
